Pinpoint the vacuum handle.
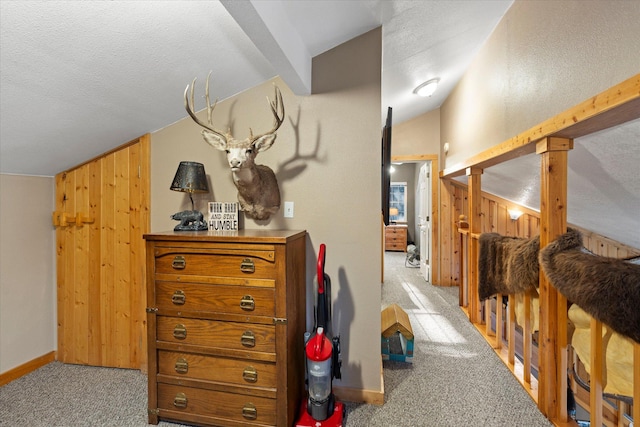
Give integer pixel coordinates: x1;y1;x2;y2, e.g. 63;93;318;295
316;286;327;330
317;244;326;294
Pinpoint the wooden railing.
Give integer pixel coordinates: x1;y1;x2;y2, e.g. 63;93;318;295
441;74;640;427
455;187;638;426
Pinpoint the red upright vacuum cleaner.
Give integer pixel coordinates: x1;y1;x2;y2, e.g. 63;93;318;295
296;243;343;427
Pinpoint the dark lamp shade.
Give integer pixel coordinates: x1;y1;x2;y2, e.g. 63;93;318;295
170;161;209;194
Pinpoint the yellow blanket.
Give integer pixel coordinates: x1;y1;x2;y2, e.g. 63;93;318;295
569;304;633;397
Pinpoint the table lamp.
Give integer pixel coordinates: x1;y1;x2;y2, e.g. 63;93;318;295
170;161;209;231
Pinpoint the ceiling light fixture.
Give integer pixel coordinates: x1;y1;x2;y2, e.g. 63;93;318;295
413;78;440;97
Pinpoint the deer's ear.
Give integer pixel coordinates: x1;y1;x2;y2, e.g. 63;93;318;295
253;134;277;152
202;131;227;151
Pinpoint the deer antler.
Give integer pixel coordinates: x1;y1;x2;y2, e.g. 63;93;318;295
184;72;227;144
249;85;285;143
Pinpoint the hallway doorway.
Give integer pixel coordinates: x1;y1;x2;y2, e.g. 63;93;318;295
386;154;438;284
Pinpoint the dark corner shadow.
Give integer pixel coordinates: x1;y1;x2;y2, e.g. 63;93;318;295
333;266;361;389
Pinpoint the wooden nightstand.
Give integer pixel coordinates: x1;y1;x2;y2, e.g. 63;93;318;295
385;224;407;252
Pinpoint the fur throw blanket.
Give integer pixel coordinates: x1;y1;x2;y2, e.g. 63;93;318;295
540;229;640;344
478;233;540;300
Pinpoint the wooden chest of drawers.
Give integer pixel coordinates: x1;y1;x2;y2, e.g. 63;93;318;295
144;230;306;427
385;224;407;252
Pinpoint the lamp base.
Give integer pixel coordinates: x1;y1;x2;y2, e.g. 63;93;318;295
171;210;207;231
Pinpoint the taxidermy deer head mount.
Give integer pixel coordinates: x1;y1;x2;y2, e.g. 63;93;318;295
184;73;284;220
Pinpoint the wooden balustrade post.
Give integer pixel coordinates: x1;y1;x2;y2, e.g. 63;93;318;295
466;167;483;324
536;137;573;421
589;319;603;426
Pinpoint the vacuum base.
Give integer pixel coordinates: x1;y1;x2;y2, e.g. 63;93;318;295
295;399;344;427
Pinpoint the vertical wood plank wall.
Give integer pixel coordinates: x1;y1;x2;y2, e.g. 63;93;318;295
55;135;150;370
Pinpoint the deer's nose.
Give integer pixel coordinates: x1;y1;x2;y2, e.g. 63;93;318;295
230;159;241;168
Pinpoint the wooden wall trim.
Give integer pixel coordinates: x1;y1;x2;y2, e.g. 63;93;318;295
441;74;640;178
0;351;55;386
392;154;438;162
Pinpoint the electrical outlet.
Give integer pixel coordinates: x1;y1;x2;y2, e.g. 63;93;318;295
284;201;294;218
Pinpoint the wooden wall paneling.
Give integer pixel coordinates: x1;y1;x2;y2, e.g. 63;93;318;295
130;135;150;370
55;136;150;371
101;153;116;366
88;159;102;366
74;165;90;365
438;179;453;286
452;186;464;287
114;148;131;367
430;159;440;287
55;172;67;362
63;171;77;364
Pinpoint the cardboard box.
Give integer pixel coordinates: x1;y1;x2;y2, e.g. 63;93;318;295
381;303;414;363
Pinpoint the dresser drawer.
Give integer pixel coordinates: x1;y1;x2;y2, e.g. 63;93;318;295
155;249;276;279
156;282;275;317
157;383;276;425
158;350;277;388
157;316;275;353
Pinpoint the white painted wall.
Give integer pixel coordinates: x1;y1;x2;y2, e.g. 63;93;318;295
0;174;56;373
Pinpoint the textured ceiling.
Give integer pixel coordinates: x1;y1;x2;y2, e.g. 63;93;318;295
0;0;512;176
2;1;635;249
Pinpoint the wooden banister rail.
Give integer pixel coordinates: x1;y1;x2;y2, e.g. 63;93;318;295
441;73;640;179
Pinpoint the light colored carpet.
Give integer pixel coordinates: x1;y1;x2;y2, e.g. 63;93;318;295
0;252;552;426
342;252;552;426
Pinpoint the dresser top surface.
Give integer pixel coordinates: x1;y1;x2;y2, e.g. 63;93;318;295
144;229;306;243
386;224;408;229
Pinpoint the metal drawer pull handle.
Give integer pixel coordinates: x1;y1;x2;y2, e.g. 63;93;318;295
242;403;257;420
173;324;187;340
172;256;186;270
173;392;188;408
240;295;255;311
240;258;255;273
172;290;186;305
175;357;188;374
242;366;258;383
241;331;255;347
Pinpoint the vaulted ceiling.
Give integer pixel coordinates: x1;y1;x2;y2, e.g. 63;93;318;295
0;0;512;176
1;1;637;249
